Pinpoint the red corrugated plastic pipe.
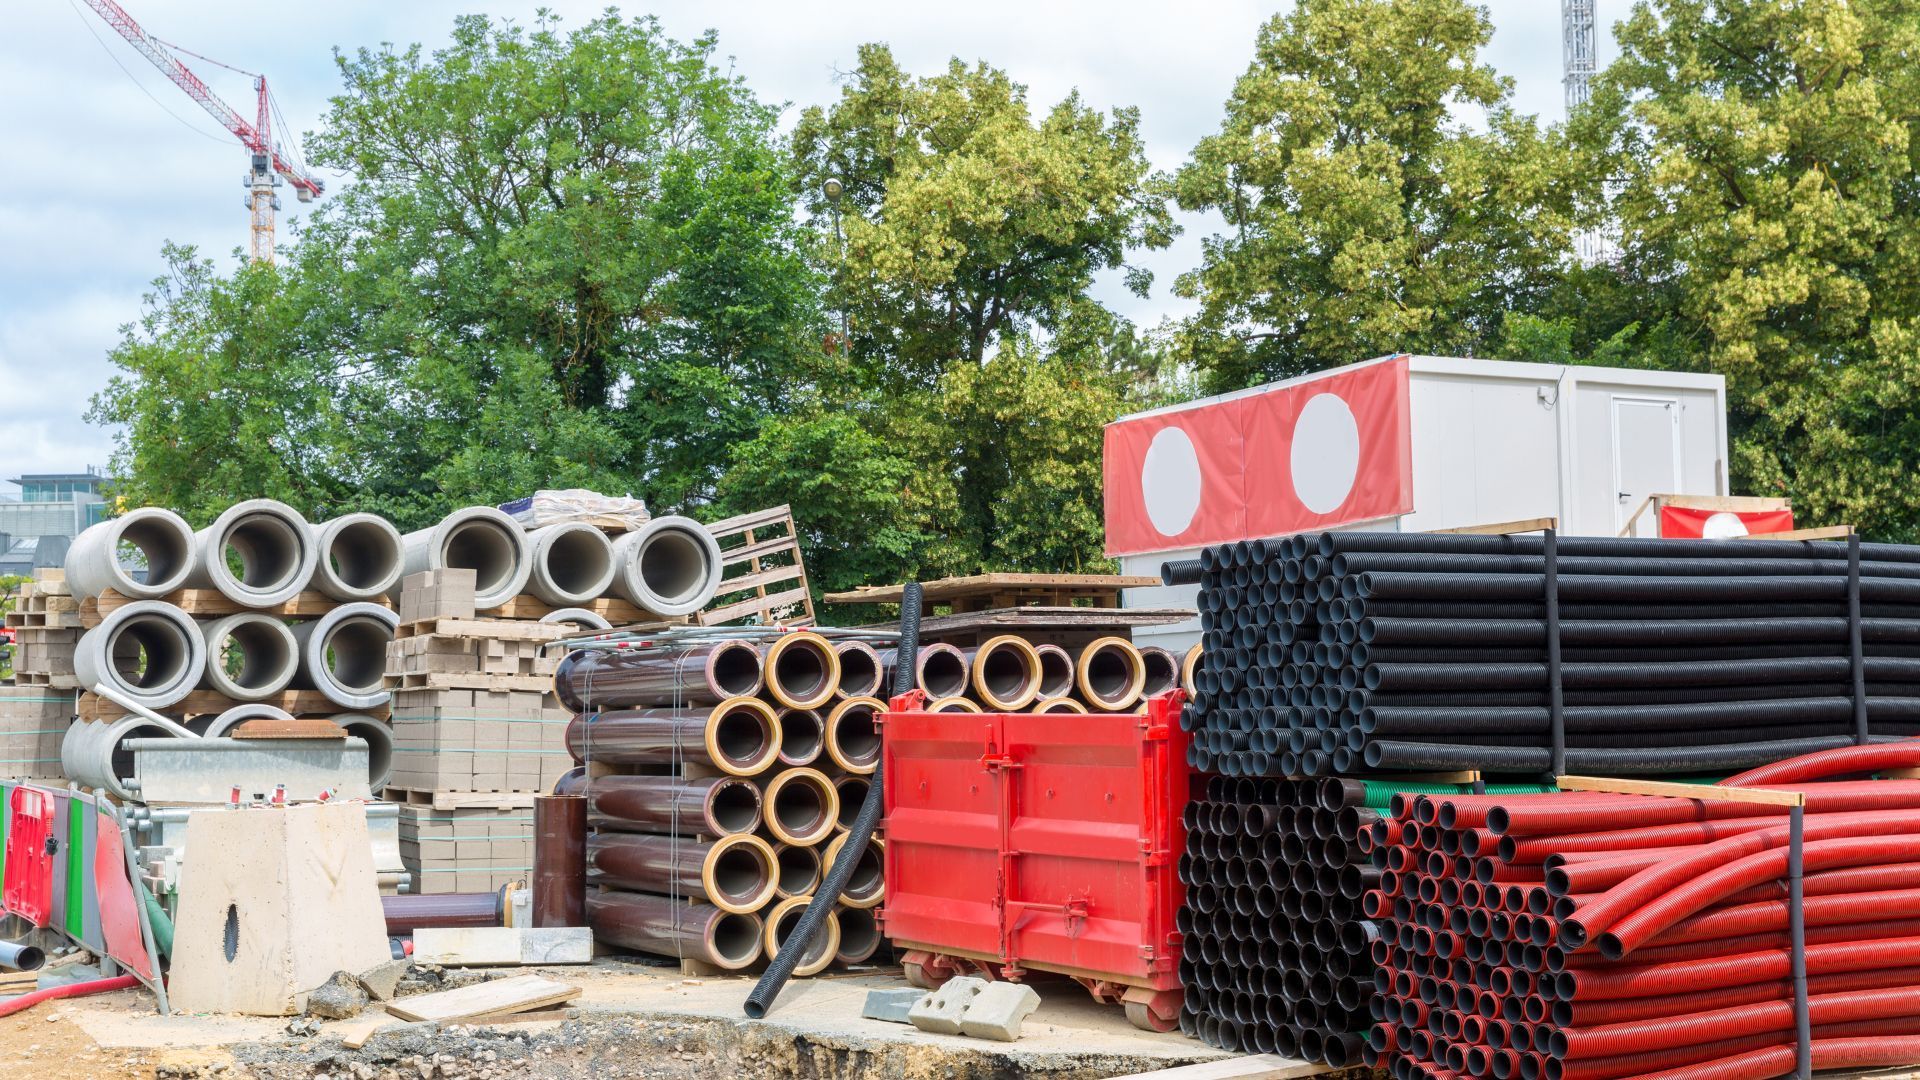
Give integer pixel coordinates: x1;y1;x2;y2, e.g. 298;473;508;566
1573;917;1920;969
1558;810;1920;947
0;974;140;1018
1490;780;1920;837
1556;935;1920;1000
1641;1035;1920;1080
1719;860;1920;906
1598;834;1920;958
1552;985;1920;1060
1550;1018;1920;1080
1644;887;1920;948
1721;738;1920;787
1552;965;1920;1028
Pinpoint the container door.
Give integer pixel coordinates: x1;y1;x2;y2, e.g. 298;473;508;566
879;709;1004;958
1612;396;1680;536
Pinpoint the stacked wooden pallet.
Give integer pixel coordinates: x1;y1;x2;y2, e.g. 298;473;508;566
4;570;82;781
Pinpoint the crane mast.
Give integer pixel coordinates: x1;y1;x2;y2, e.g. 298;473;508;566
81;0;322;263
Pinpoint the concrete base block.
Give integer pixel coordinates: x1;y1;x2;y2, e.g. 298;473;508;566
960;981;1042;1042
908;975;986;1036
863;987;925;1024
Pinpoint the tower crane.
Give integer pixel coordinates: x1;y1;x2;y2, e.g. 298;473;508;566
79;0;323;264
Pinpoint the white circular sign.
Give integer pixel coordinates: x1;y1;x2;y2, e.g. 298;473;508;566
1291;392;1360;514
1141;425;1203;537
1701;512;1751;540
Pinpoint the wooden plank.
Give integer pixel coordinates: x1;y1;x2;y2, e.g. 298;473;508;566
84;588;392;626
1430;517;1558;536
386;672;552;692
1114;1055;1331;1080
478;594;652;624
703;504;795;538
712;562;805;596
1749;525;1855;542
77;689;389;722
231;718;348;739
397;618;570;642
384;975;581;1024
700;586;812;627
824;574;1159;606
1657;494;1792;513
1558;775;1803;807
337;1011;395;1049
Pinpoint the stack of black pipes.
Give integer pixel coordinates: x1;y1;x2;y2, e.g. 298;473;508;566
1177;773;1386;1064
1170;530;1920;779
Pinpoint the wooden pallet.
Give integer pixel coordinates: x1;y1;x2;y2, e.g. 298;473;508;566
384;786;538;810
475;594;654;624
385;671;551;692
395;616;571;642
77;689;391;722
824;573;1159;614
5;572;83;630
14;671;81;690
82;587;394;627
698;505;815;628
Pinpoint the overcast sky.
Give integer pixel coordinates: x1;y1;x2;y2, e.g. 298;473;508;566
0;1;1609;492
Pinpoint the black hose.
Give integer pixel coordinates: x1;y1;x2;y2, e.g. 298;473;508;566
744;581;920;1019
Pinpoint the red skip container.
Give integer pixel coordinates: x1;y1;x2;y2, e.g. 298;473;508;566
879;688;1191;1030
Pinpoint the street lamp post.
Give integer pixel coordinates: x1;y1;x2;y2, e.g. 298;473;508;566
823;177;850;358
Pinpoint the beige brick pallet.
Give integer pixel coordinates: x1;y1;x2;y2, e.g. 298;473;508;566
3;570;82;780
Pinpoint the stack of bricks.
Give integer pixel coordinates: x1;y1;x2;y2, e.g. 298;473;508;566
3;570;80;781
384;567;575;892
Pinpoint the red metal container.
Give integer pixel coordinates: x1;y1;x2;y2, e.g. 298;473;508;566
880;688;1191;1030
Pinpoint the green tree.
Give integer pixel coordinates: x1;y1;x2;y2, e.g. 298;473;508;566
1569;0;1920;538
1172;0;1577;391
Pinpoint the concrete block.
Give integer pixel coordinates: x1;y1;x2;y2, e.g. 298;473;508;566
908;975;986;1036
862;987;925;1024
959;981;1042;1042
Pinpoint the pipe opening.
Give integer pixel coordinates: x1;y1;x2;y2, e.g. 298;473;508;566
711;642;763;698
770;777;829;839
769;635;836;705
712;704;774;769
778;709;825;766
638;528;711;606
712;912;763;966
327;520;401;591
836;907;881;963
108;721;171;787
323;617;391;693
442;520;520;597
835;643;883;698
117;516;192;590
976;640;1038;704
711;841;772;907
710;780;762;834
1139;647;1179;697
835;777;870;829
108;615;195;693
1083;643;1140;704
830;701;880;769
338;715;394;790
918;645;968;698
218;618;295;692
1035;645;1074;698
839;840;883;902
222;512;304;591
771;902;833;969
546;528;613;594
774;845;821;897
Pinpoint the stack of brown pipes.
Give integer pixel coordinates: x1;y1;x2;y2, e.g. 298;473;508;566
552;631;885;974
895;633;1201;716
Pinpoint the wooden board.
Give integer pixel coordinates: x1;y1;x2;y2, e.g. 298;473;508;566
473;594;653;624
396;617;571;642
83;588;393;626
1430;517;1557;536
337;1010;395;1049
1558;775;1804;806
383;974;581;1024
826;573;1159;613
384;787;537;811
77;689;390;723
1112;1054;1331;1079
699;505;817;628
385;672;551;692
1749;525;1855;542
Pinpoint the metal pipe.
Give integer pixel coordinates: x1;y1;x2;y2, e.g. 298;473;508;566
534;794;586;927
381;889;506;936
587;889;764;970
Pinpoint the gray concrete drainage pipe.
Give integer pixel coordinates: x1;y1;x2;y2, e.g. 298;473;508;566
74;600;207;710
527;523;616;606
311;513;405;601
198;612;300;700
291;602;398;710
184;499;319;607
610;516;722;618
64;507;196;600
398;506;531;609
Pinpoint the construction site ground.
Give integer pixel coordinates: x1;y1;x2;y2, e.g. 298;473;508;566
1;959;1235;1080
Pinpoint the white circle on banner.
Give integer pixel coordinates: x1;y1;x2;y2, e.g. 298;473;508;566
1702;512;1751;539
1291;392;1360;514
1141;425;1203;537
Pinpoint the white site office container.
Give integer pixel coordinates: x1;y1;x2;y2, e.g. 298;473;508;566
1110;355;1729;651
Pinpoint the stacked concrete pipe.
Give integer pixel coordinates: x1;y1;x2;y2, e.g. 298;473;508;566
397;506;532;609
311;513;405;602
610;515;723;617
183;499;318;607
290;602;399;710
64;507;197;599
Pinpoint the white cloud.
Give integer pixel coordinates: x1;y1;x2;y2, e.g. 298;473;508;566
0;0;1610;493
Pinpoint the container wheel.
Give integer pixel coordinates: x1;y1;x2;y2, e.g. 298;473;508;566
903;960;937;989
1125;1001;1177;1032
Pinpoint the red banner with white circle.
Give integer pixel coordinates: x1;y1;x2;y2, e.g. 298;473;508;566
1103;357;1413;556
1658;505;1794;539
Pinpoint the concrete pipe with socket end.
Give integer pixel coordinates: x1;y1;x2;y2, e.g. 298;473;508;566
772;843;822;899
927;696;981;713
821;832;885;909
61;715;178;801
184;499;319;607
1078;636;1147;711
825;697;882;776
586;832;777;915
834;906;882;966
885;641;968;699
198;612;299;701
75;600;207;710
290;602;399;710
1033;696;1089;714
833;641;886;700
188;702;296;738
1034;643;1076;699
336;714;394;791
539;608;611;631
833;776;871;830
759;767;839;847
762;897;840;978
763;632;840;711
1182;643;1202;695
610;516;722;617
1138;645;1180;699
968;634;1044;710
588;891;764;971
562;698;780;777
398;506;532;609
775;707;825;768
310;513;404;602
64;506;196;600
526;523;616;606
